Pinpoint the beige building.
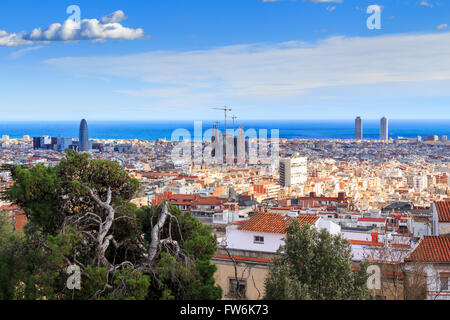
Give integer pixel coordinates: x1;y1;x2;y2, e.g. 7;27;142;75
212;248;272;300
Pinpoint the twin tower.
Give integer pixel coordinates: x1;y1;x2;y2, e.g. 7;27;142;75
355;116;389;141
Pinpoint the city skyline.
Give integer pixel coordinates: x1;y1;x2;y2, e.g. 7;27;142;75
2;117;449;141
0;0;449;305
1;1;450;120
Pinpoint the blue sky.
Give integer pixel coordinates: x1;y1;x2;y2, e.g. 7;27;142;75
0;0;449;120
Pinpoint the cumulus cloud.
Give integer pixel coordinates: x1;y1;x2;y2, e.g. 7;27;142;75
436;24;448;30
0;10;143;47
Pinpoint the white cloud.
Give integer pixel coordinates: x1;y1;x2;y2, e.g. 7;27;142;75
326;5;336;12
45;31;450;107
9;45;44;58
101;10;127;24
419;1;434;8
0;10;143;47
436;24;448;30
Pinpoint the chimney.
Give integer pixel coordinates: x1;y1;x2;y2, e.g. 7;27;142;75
371;232;378;243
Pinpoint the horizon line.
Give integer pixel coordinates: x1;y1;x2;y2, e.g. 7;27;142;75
1;118;450;122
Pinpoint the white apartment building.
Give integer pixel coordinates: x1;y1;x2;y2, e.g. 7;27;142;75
279;153;308;188
406;174;428;191
223;212;340;254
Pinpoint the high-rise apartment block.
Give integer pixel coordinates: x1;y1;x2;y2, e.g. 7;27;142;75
279;153;308;187
380;117;389;141
355;116;363;140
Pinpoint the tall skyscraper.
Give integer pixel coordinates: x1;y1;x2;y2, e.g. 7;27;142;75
279;153;308;188
79;119;89;152
380;117;389;141
355;116;363;140
237;124;245;165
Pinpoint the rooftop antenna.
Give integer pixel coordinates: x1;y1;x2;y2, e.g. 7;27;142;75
211;106;232;136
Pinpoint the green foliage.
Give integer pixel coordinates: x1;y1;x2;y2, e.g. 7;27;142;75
109;268;150;300
264;221;372;300
5;164;60;234
140;206;222;300
4;150;140;235
0;216;24;299
0;151;221;300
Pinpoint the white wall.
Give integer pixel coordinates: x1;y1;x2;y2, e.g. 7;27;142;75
405;263;450;300
225;229;285;253
317;219;341;236
225;218;340;253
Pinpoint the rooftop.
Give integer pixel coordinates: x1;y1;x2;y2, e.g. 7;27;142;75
435;200;450;223
405;236;450;263
239;212;319;234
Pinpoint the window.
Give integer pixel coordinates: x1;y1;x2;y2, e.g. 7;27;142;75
254;236;264;244
229;279;246;299
440;277;449;291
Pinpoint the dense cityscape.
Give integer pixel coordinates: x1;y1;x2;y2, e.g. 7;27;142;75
1;1;450;310
0;117;448;300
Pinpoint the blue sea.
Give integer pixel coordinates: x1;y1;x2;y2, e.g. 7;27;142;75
0;120;448;141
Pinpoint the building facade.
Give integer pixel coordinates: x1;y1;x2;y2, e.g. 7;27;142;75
79;119;89;152
279;154;308;188
355;116;363;140
380;117;389;141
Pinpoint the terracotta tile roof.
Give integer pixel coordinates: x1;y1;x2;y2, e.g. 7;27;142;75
435;201;450;222
195;197;228;205
348;240;383;246
358;217;387;223
239;212;319;234
405;236;450;263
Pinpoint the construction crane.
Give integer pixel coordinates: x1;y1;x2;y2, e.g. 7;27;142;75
211;106;232;136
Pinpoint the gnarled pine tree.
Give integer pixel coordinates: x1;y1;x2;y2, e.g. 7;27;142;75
1;150;221;300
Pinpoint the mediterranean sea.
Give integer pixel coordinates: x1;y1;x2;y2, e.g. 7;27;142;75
0;120;449;141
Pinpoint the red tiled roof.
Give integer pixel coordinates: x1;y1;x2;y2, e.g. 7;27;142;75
435;201;450;222
298;196;339;202
0;204;20;211
195;197;228;205
358;217;387;223
405;236;450;263
348;240;383;247
239;212;319;234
